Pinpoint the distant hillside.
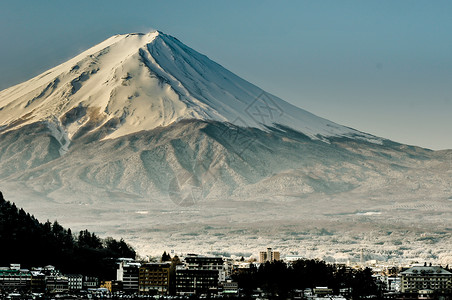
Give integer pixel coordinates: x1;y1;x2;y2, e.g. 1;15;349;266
0;191;135;279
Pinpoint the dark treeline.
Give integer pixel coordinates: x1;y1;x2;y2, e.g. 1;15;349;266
0;191;135;280
232;259;380;299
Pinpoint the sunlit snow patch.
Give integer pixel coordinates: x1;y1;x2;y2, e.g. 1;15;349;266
356;211;382;216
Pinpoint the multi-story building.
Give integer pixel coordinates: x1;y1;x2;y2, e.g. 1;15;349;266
117;260;141;293
221;280;239;296
386;276;401;292
138;263;170;295
111;280;123;293
30;271;46;293
185;254;225;281
176;267;219;296
176;255;226;296
42;265;60;277
66;274;83;291
223;258;234;278
0;266;31;292
9;264;20;271
83;276;99;290
45;276;69;293
400;265;451;294
259;248;280;263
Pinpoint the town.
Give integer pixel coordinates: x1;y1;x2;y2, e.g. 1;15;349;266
1;248;451;300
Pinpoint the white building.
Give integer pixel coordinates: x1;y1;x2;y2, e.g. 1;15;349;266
117;260;141;292
66;274;83;290
386;276;401;292
285;255;305;263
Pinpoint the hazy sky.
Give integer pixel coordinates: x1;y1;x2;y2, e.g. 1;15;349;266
1;1;451;149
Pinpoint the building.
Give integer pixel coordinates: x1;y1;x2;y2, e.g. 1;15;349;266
223;258;234;278
185;254;225;282
176;255;226;296
83;276;99;290
117;260;141;293
185;254;224;270
221;280;239;296
418;289;435;300
42;265;60;277
184;255;224;271
259;248;280;263
176;267;219;296
30;271;46;293
66;274;83;291
284;255;305;263
313;287;333;296
111;280;123;293
400;265;451;294
138;263;170;295
0;266;31;292
45;276;69;293
386;276;401;292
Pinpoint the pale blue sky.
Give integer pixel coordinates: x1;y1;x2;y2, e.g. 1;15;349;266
1;1;451;149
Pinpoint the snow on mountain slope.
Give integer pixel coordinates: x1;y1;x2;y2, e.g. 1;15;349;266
0;31;380;147
0;31;451;262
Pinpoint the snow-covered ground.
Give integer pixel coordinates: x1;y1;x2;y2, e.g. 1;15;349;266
0;121;450;264
0;31;450;264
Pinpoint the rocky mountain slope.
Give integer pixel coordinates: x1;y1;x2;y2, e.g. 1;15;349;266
0;31;450;262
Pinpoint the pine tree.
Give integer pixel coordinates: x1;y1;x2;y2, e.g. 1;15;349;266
161;251;171;262
0;190;136;279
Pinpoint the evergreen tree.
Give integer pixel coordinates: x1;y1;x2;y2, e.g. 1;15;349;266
232;259;380;299
0;190;136;280
161;251;171;262
169;255;182;295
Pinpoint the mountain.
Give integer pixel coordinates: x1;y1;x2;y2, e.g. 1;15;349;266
0;31;451;262
0;31;379;148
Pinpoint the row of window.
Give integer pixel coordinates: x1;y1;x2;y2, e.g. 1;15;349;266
404;278;449;281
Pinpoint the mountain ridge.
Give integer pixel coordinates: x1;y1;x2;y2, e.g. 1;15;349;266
0;31;380;151
0;31;450;261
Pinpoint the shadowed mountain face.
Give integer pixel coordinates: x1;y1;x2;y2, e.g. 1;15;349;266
0;31;451;262
0;119;445;203
0;119;451;262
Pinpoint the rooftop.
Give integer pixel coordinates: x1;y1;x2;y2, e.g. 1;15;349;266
401;266;451;275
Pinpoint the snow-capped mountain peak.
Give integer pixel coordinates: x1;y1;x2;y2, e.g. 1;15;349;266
0;30;379;145
1;31;451;264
